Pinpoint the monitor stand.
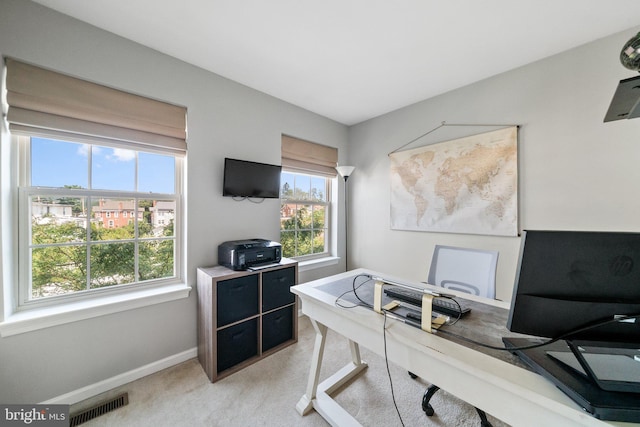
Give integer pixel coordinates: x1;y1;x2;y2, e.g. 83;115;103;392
549;340;640;394
502;337;640;423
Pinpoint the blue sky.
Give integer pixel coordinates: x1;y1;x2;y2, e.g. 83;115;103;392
31;137;175;194
281;171;326;200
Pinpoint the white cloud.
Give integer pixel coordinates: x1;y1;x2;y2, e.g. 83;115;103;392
76;144;91;157
110;148;136;162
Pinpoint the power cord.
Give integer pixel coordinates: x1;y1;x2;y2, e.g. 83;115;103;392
443;312;640;352
230;196;265;203
382;310;405;427
334;273;374;309
332;276;640;423
339;275;640;354
333;275;406;425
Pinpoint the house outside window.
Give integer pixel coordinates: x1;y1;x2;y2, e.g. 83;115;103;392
280;171;330;259
18;136;181;305
3;58;187;318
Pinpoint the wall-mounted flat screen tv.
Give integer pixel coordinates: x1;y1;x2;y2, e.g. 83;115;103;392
223;158;282;199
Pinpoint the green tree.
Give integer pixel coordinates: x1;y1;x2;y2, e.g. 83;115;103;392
32;213;175;297
58;185;86;215
31;220;87;297
281;182;292;198
280;206;325;257
90;241;135;288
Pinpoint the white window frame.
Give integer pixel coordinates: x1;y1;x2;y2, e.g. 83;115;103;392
0;133;189;337
280;169;333;262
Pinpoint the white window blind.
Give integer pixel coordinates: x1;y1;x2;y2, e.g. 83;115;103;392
281;134;337;177
5;57;187;155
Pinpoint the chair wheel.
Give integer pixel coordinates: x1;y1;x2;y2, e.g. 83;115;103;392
423;404;434;417
422;394;435;416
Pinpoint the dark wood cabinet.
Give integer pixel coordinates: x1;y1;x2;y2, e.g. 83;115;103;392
197;259;298;382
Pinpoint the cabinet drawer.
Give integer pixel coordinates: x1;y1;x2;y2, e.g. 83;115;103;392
216;275;259;327
262;305;294;352
262;266;296;312
217;318;258;373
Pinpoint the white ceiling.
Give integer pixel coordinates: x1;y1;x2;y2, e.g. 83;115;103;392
31;0;640;125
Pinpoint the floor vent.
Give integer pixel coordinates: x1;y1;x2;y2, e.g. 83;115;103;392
69;392;129;426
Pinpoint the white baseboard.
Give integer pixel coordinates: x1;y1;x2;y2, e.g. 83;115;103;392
42;347;198;405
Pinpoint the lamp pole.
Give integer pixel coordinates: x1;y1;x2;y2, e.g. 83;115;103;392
336;166;355;271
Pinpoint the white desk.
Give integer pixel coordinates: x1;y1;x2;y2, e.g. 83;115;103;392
292;269;636;427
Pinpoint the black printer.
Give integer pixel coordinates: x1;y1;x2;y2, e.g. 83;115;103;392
218;238;282;270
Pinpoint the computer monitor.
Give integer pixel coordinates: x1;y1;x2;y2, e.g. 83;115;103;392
507;230;640;343
507;230;640;393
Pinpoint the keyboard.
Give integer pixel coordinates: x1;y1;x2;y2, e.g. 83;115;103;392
383;286;471;317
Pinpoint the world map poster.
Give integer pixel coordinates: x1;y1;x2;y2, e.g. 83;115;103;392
389;126;518;236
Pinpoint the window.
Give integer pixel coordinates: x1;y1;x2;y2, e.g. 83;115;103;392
280;135;338;261
18;135;181;306
2;58;188;323
280;171;330;258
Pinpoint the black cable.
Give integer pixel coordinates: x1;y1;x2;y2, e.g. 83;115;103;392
382;310;405;427
351;273;373;308
434;294;463;325
334;274;373;309
334;277;640;357
334;277;407;426
335;275;465;327
439;313;640;352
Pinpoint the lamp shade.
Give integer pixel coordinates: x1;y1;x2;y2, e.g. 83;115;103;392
336;165;355;178
621;32;640;71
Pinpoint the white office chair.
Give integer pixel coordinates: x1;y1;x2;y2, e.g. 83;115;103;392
419;245;499;427
427;245;498;299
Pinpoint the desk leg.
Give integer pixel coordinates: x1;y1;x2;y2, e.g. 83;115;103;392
321;339;367;396
296;319;368;426
296;319;328;415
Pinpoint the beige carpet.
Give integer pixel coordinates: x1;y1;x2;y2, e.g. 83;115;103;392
72;315;510;426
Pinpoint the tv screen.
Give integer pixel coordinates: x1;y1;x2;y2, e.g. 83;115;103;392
223;158;282;199
507;230;640;344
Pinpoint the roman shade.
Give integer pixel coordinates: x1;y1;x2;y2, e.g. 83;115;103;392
4;58;187;154
281;135;338;177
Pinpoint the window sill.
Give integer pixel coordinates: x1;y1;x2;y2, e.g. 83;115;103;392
0;283;192;337
298;256;339;272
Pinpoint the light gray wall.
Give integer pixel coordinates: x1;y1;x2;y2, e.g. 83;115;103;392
0;0;348;403
3;0;640;405
348;27;640;302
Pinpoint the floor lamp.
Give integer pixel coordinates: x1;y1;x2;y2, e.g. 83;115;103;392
336;165;355;271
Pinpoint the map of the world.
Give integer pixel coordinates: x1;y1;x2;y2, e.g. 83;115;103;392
389;126;518;236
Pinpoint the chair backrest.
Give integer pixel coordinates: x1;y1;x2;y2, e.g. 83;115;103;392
427;245;498;299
